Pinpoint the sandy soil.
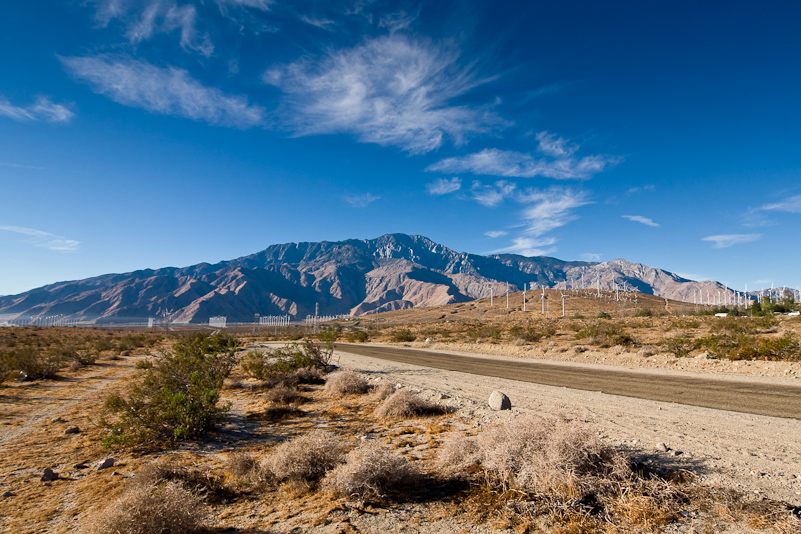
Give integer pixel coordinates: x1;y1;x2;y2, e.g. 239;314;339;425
334;343;801;507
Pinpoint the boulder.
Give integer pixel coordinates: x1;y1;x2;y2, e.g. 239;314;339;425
488;390;511;411
64;427;80;435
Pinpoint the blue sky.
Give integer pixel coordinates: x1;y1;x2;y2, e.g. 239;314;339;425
2;0;801;296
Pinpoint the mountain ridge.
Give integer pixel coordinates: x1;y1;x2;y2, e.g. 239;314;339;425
0;233;728;324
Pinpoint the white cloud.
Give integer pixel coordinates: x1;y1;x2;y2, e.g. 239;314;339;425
427;132;620;180
517;188;591;237
470;180;516;207
484;230;507;238
215;0;272;9
702;233;762;249
491;188;591;256
61;55;265;128
759;195;801;214
300;15;336;29
622;214;659;227
265;34;504;154
344;193;380;207
91;0;213;56
378;11;416;32
580;253;601;261
0;225;80;252
425;177;461;195
0;96;74;123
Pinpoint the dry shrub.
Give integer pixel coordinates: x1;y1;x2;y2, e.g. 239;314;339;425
290;366;326;384
263;384;306;405
371;380;395;401
374;390;445;419
437;434;482;472
322;442;415;499
127;462;230;503
226;451;261;489
325;370;370;396
262;430;348;483
85;481;204;534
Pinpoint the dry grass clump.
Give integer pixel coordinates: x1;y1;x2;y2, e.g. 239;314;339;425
325;370;370;396
437;414;686;529
322;442;415;499
374;389;446;419
225;451;262;489
262;430;349;483
85;472;206;534
263;384;306;405
371;380;395;401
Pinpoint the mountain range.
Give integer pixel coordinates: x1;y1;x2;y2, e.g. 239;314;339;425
0;233;730;324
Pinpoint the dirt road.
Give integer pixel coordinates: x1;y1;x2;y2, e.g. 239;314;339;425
334;343;801;419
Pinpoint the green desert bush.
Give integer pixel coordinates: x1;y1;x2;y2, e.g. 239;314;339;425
0;345;64;380
325;370;370;396
261;430;348;483
659;334;695;358
101;332;239;447
318;327;339;343
390;329;416;342
698;333;801;361
240;350;269;380
575;321;635;347
322;442;415;499
345;329;369;343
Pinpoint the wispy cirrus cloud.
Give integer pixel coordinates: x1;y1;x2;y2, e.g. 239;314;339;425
264;34;505;154
484;230;507;238
0;225;80;252
90;0;213;56
491;188;591;256
470;180;516;207
702;233;761;249
61;55;265;128
425;177;461;195
622;215;659;227
758;195;801;214
580;253;601;261
344;193;380;207
0;96;74;123
427;131;620;180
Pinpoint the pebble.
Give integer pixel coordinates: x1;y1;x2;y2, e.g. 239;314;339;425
1;491;13;498
41;468;59;482
64;427;80;435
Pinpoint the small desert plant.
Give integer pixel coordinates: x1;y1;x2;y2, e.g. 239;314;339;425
262;430;349;483
575;321;635;347
85;481;204;534
263;384;306;405
323;442;415;499
371;380;395;401
596;311;612;319
240;349;269;380
345;329;369;343
374;390;444;419
87;464;213;534
634;308;653;317
318;327;339;343
325;370;370;396
101;333;239;446
225;451;262;489
390;329;416;342
0;345;64;380
269;340;334;373
659;334;695;357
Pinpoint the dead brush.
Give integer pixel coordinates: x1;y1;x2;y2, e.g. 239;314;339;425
371;379;395;401
322;441;416;499
126;462;232;504
261;429;349;484
325;370;370;396
85;464;210;534
374;390;447;419
225;451;262;490
438;414;691;530
263;383;306;405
